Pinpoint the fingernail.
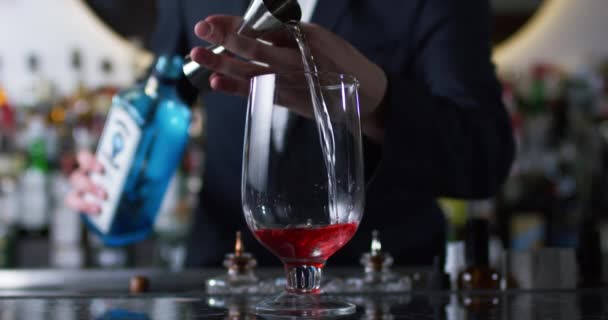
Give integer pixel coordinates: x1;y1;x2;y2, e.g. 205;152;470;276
197;21;213;38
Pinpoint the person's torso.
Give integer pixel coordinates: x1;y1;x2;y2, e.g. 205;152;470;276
179;0;446;267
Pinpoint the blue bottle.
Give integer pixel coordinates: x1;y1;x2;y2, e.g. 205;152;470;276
83;56;192;246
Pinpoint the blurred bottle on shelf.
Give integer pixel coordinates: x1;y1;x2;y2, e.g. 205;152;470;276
153;141;203;269
18;116;50;235
0;140;19;268
0;60;22;267
68;49;94;129
97;58;120;101
497;63;576;251
50;152;85;269
154;173;188;270
19;54;55;112
91;58;119;138
14;116;51;267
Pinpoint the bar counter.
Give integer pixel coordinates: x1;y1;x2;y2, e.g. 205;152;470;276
0;268;606;319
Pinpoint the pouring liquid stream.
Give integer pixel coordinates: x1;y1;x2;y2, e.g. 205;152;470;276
286;22;339;223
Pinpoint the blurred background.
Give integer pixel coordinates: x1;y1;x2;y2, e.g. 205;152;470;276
0;0;607;276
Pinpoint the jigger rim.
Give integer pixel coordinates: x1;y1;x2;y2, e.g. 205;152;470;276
260;0;302;23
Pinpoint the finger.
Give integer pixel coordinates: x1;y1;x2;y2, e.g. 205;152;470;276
195;17;301;69
76;150;103;173
190;46;270;81
65;190;101;215
194;15;241;38
69;171;107;199
209;72;251;96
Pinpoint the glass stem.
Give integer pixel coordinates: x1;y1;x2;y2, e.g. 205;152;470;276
284;264;323;294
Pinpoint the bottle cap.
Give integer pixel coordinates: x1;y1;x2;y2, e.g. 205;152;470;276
154;55;184;80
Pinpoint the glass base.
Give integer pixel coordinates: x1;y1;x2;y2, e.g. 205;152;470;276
252;291;356;318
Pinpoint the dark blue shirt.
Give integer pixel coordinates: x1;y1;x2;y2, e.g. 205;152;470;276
152;0;515;267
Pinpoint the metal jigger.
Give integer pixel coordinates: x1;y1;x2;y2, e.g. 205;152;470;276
182;0;302;91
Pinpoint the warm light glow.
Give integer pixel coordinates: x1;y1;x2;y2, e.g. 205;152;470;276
371;230;382;254
494;0;608;73
0;89;7;106
235;231;244;256
50;106;66;124
493;0;555;55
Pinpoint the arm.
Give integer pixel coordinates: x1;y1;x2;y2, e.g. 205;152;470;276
186;3;514;199
375;0;515;198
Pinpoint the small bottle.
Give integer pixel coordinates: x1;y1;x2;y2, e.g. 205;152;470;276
82;55;192;246
457;218;500;291
361;230;395;283
206;231;259;294
21;54;55;111
326;230;411;293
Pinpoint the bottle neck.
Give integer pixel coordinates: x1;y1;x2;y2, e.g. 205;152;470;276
144;74;178;96
466;242;489;267
465;218;490;268
129;74;181;123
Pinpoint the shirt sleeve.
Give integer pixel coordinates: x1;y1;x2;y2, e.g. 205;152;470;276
372;0;515;199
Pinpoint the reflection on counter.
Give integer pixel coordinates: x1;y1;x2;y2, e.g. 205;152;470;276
0;290;605;320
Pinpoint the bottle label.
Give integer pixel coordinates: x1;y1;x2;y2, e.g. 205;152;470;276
87;105;141;233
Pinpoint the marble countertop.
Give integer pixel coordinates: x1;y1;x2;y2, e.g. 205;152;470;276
0;268;605;319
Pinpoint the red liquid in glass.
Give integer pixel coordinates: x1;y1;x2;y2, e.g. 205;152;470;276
254;222;358;267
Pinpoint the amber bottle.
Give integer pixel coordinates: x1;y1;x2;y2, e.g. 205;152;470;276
457;218;500;291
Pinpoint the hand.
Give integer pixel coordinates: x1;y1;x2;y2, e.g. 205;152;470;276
189;15;388;142
65;151;106;215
